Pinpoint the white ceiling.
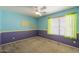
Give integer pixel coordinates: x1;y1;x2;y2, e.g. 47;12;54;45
2;6;74;18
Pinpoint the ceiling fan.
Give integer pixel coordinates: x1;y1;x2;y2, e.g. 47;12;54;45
34;6;47;16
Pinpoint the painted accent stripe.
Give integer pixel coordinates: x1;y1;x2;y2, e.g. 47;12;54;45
0;30;37;33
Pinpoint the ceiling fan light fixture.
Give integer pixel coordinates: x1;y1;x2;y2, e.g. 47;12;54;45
35;11;42;16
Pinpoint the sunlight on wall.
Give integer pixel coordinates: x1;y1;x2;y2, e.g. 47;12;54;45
20;20;31;27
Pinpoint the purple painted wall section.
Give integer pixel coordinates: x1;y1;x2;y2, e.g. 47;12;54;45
0;30;79;48
0;33;1;45
38;30;79;48
1;30;37;44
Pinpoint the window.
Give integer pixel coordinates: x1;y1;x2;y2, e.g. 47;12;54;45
48;13;77;39
65;14;77;39
59;16;66;36
48;17;59;35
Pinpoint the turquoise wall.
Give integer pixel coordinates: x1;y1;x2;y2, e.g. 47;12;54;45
38;7;79;32
0;9;37;33
1;7;79;33
0;9;2;32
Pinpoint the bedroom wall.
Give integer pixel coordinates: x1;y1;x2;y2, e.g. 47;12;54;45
38;7;79;31
37;7;79;47
0;9;2;44
1;7;79;48
0;8;37;44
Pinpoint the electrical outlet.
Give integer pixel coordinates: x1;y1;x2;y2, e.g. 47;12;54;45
73;41;76;44
12;37;15;39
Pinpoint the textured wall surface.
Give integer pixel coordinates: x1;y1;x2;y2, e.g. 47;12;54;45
38;7;79;32
0;9;2;45
0;9;2;33
0;7;79;48
37;7;79;48
38;30;79;47
0;8;37;44
1;30;37;44
1;10;37;32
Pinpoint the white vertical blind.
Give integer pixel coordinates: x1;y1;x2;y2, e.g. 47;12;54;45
52;18;59;35
65;14;77;39
65;15;73;37
48;13;77;39
59;16;66;36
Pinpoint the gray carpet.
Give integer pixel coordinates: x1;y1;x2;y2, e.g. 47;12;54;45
0;36;79;53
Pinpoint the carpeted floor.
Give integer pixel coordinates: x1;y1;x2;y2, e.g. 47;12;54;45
0;36;79;53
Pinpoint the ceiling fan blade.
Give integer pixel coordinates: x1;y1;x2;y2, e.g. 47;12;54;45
40;11;46;14
41;6;47;10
